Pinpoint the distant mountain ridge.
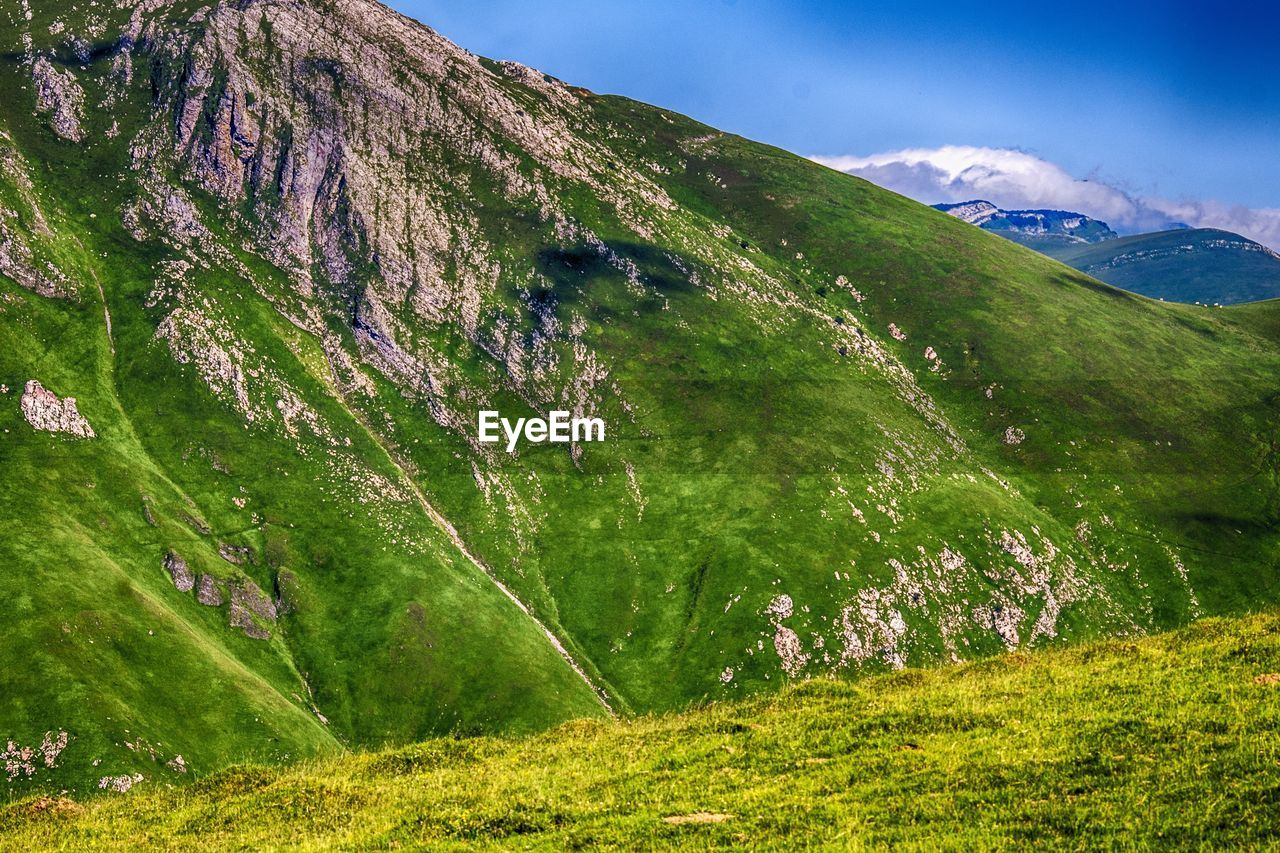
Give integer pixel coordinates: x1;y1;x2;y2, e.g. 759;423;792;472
1042;228;1280;305
932;200;1118;249
935;200;1280;304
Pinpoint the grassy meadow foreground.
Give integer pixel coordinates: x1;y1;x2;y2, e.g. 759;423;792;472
5;611;1280;850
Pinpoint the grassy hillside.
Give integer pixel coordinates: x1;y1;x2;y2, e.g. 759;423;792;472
4;610;1280;849
1;0;1278;796
1043;228;1280;304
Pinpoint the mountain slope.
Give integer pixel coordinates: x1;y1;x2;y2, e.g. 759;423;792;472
1;0;1279;795
6;610;1280;848
934;199;1118;250
1043;228;1280;304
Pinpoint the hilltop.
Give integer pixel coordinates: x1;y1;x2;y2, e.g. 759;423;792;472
1043;228;1280;304
0;0;1278;795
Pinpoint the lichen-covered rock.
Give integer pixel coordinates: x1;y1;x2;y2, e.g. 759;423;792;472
163;551;194;592
229;603;271;640
195;574;224;606
20;380;94;438
31;57;85;142
231;579;278;622
227;579;277;639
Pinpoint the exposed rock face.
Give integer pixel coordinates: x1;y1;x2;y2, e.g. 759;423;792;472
231;579;278;622
228;603;270;640
0;132;73;298
20;380;95;438
97;773;143;793
195;574;224;606
31;57;85;142
97;0;1086;687
227;579;277;640
218;544;252;565
163;551;194;592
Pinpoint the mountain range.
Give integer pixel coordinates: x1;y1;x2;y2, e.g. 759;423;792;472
932;200;1119;249
1;0;1279;799
934;200;1280;303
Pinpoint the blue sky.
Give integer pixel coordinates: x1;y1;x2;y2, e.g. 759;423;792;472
388;0;1280;244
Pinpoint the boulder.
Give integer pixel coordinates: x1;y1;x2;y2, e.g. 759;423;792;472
20;381;94;438
163;551;194;593
195;574;224;606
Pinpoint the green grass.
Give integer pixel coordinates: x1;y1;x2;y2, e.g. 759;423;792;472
5;610;1280;849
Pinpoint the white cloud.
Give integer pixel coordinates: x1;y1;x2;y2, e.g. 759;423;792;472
811;146;1280;251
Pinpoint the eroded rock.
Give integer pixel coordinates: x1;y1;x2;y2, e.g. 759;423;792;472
20;380;94;438
31;57;85;142
195;574;224;606
97;773;143;793
2;730;69;781
228;579;277;640
218;544;252;565
163;551;194;592
230;579;278;622
228;603;270;640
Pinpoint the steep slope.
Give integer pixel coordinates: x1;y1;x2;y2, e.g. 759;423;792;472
1;0;1279;795
1043;228;1280;304
6;610;1280;848
934;199;1118;251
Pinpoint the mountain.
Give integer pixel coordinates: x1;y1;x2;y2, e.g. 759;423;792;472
1041;228;1280;304
934;202;1280;305
2;0;1280;797
6;609;1280;847
933;200;1119;250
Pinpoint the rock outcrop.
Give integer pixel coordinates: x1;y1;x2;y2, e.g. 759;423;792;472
0;132;74;298
229;579;277;640
19;380;95;438
195;574;224;607
31;57;85;142
163;551;194;592
217;544;252;565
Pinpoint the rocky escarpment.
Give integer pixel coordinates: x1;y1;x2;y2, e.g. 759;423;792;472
113;0;984;555
20;380;94;438
934;200;1117;245
0;129;74;299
